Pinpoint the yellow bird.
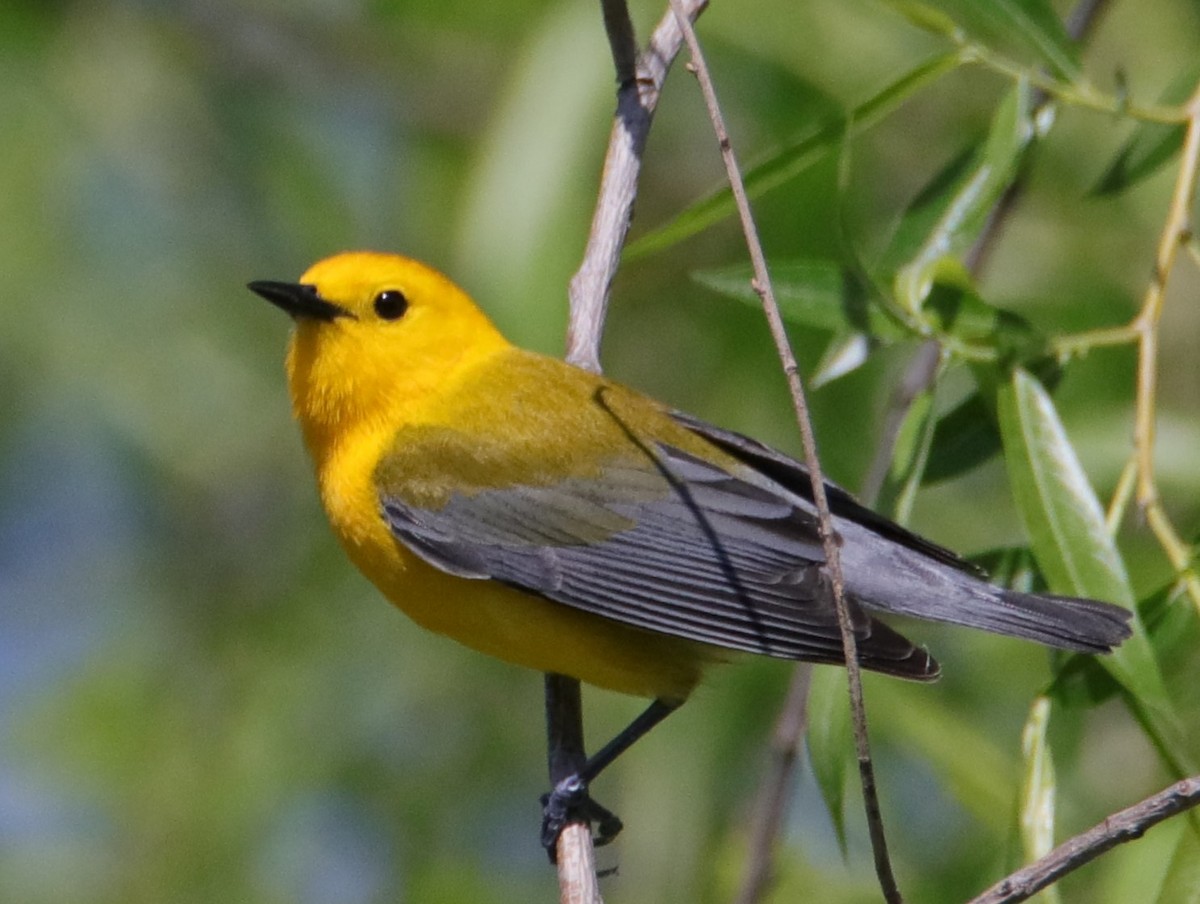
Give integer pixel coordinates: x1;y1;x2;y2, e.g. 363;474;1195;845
249;251;1130;850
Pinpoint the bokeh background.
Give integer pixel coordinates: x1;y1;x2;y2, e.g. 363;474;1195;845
3;0;1199;901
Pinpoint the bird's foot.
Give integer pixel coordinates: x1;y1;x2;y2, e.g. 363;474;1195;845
540;774;623;862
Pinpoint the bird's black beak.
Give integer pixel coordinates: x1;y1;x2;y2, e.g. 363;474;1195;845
247;280;350;322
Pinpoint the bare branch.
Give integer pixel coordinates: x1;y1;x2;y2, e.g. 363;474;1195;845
969;776;1200;904
545;674;603;904
566;0;709;371
666;5;901;901
551;4;707;896
556;825;604;904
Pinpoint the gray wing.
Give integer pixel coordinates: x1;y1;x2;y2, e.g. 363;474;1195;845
668;409;984;576
380;443;938;679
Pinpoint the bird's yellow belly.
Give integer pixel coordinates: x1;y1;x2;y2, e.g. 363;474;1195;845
317;436;717;701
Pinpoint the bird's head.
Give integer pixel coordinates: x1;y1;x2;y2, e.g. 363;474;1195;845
250;251;509;452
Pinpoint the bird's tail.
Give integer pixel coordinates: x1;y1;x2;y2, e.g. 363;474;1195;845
973;588;1132;653
865;579;1133;653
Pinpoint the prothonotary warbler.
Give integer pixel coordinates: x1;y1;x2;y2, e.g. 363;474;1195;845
249;251;1131;852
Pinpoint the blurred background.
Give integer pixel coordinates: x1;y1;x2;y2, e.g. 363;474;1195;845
2;0;1198;901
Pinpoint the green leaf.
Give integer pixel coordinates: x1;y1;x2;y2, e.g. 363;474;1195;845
972;0;1081;81
883;0;963;40
1094;122;1186;195
1018;697;1060;904
811;331;872;387
875;385;938;523
997;368;1195;775
1048;580;1194;709
692;259;903;338
1093;65;1200;196
922;261;1046;358
924;390;1004;482
891;82;1036;313
626;52;962;258
885;0;1080;81
806;664;852;854
920;392;1008;485
998;369;1132;601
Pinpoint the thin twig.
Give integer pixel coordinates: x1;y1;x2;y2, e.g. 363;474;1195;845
566;0;709;371
1129;82;1200;611
968;776;1200;904
552;3;707;896
859;340;942;507
667;5;902;902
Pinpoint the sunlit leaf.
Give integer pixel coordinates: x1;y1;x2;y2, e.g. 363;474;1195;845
811;331;872;387
875;386;937;522
892;82;1036;313
997;368;1195;774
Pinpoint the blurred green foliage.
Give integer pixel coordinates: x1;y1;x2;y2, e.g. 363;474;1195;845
2;1;1199;902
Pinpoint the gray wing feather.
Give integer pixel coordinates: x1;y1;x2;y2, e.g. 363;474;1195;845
380;444;936;676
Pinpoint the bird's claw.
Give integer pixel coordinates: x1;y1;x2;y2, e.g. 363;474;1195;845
540;774;623;862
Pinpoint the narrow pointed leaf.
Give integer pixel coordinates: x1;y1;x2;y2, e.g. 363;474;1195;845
811;331;872;387
891;82;1036;313
925;390;1004;482
806;664;852;854
883;0;963;39
1018;696;1060;904
973;0;1081;81
885;0;1080;81
875;386;938;523
692;260;903;339
1093;65;1200;196
997;368;1195;774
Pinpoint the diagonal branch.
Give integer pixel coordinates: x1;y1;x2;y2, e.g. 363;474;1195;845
968;776;1200;904
553;2;707;897
566;0;709;372
666;4;902;902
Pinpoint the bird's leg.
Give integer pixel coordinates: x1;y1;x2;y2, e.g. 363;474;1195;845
541;689;680;860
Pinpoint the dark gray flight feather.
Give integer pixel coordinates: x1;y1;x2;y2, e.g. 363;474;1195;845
671;411;1133;653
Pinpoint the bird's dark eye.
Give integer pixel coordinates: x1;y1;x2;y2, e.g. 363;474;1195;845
373;290;409;321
